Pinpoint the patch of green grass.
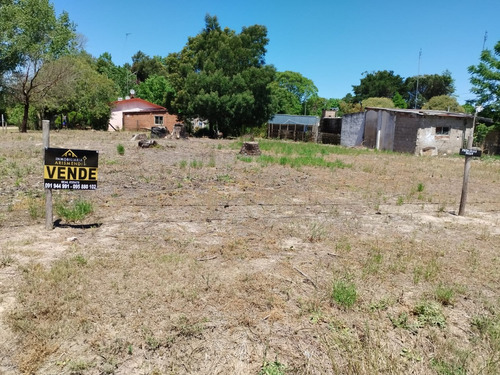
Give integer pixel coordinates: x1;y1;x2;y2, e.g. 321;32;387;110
207;154;216;167
363;247;383;275
189;160;203;168
307;221;326;242
237;155;253;163
55;198;93;222
435;284;455;306
235;139;355;169
116;144;125;155
396;196;404;206
179;160;187;168
471;314;500;345
369;297;391;311
413;300;446;328
257;154;350;169
331;278;357;308
335;236;352;253
27;194;44;220
0;251;14;268
389;312;409;329
431;358;466;375
413;257;440;284
216;174;234;183
259;360;287;375
417;182;425;192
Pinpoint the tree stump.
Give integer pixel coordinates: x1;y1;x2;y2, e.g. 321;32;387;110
239;142;261;156
138;139;158;148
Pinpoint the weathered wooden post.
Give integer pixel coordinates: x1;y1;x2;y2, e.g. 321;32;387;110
43;120;53;229
458;106;483;216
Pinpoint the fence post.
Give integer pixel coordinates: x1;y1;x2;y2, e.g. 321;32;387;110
43;120;53;229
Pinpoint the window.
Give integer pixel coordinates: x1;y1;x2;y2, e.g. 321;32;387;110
155;116;164;125
435;126;450;135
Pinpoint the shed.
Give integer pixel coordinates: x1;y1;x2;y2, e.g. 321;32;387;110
267;114;320;142
341;108;488;155
109;97;179;133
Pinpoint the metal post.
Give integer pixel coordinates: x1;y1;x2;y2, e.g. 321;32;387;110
43;120;53;229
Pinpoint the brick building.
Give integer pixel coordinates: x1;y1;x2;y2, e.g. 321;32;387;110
109;97;178;133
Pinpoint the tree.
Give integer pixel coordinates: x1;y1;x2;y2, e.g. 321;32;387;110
166;15;275;136
422;95;464;113
136;74;174;106
96;52;138;99
468;40;500;123
34;53;117;129
392;92;407;109
272;71;318;115
0;0;77;132
131;51;168;82
352;70;404;102
403;71;455;108
362;97;395;108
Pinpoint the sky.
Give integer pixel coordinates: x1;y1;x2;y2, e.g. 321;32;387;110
51;0;500;104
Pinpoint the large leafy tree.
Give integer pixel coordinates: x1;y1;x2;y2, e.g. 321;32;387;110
403;71;455;109
272;71;318;115
468;40;500;123
131;51;168;82
422;95;464;113
166;15;276;136
0;0;77;132
362;97;395;109
96;52;137;99
37;53;117;129
136;74;174;106
352;70;405;102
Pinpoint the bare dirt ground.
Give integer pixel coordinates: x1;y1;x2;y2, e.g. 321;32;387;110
0;129;499;374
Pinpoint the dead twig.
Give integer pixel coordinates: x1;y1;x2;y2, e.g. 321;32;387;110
196;255;218;261
293;266;317;289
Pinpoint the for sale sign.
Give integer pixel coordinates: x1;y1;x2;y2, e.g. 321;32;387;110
44;148;98;190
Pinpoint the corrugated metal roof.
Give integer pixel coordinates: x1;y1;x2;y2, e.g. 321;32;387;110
365;107;468;118
363;107;493;123
268;114;320;126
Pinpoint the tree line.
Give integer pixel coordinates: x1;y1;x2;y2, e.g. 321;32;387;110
1;0;499;136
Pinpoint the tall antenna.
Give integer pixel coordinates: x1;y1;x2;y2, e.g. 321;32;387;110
415;49;422;109
482;30;488;50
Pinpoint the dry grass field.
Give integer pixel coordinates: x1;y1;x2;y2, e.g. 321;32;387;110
0;129;499;375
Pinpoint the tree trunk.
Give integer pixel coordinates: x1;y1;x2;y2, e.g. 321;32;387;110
21;100;29;133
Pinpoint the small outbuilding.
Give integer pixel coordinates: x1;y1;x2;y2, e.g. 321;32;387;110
341;107;488;155
267;114;320;142
108;97;179;133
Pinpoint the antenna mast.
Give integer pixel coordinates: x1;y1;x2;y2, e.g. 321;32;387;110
482;30;488;50
414;49;422;109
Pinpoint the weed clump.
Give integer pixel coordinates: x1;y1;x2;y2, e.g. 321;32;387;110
55;199;93;222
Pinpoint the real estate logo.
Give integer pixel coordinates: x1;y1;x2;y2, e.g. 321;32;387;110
44;148;99;190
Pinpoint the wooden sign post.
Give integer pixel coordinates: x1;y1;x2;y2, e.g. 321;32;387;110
458;106;483;216
43;120;53;230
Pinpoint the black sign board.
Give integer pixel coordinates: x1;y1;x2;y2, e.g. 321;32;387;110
44;148;99;190
459;148;482;157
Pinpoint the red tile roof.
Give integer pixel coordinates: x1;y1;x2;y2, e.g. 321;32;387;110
111;97;166;110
